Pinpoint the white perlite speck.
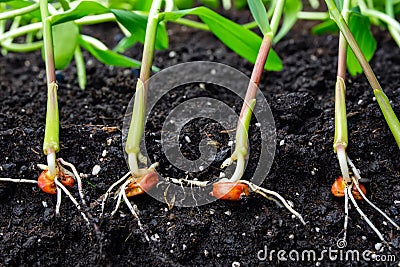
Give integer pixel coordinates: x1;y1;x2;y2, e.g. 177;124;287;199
102;150;107;157
92;165;101;175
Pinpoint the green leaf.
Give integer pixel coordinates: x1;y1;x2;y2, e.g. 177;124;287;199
4;0;41;21
49;2;169;50
78;34;142;68
174;0;195;9
50;1;109;25
160;7;282;71
113;35;138;53
346;11;377;75
334;0;344;12
247;0;270;35
53;22;79;69
111;9;169;50
274;0;302;43
311;19;338;35
199;0;220;9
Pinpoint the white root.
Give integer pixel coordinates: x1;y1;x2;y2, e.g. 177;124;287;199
343;185;349;242
55;183;62;215
121;187;150;242
54;178;90;225
0;178;38;184
169;177;209;187
111;178;132;216
58;158;86;206
239;180;306;225
347;186;387;244
100;171;131;217
347;156;400;230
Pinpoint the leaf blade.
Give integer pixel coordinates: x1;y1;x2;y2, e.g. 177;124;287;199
111;9;169;50
78;34;142;68
273;0;302;43
346;11;377;75
247;0;271;35
160;7;282;71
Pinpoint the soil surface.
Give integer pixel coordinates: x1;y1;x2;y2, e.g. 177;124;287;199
1;10;400;267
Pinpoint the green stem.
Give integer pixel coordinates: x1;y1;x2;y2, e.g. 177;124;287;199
125;0;162;174
386;0;400;47
333;77;350;181
0;14;116;43
0;2;40;20
74;45;86;90
267;0;277;19
296;11;329;20
0;22;41;43
242;12;329;30
75;13;115;25
40;0;59;177
174;18;209;31
270;0;285;36
0;41;43;52
374;89;400;147
334;0;351;183
1;15;21;55
360;7;400;32
325;0;400;148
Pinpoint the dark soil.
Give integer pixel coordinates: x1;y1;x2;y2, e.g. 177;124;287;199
1;13;400;267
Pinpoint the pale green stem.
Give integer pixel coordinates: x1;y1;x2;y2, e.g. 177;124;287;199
40;0;59;177
125;0;162;174
0;2;40;20
267;0;277;19
296;11;330;20
270;0;285;36
242;12;329;30
325;0;400;148
386;0;400;47
74;45;86;90
75;13;115;25
0;41;43;52
0;14;116;43
358;0;400;32
334;0;351;184
222;0;232;10
174;18;210;31
374;89;400;148
0;22;41;43
1;15;21;55
334;78;350;182
308;0;320;9
365;0;380;25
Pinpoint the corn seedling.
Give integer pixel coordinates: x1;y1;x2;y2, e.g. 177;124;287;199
325;0;400;246
100;0;163;227
0;0;94;227
163;0;306;225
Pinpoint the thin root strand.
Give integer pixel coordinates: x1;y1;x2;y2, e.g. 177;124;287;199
239;180;306;225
